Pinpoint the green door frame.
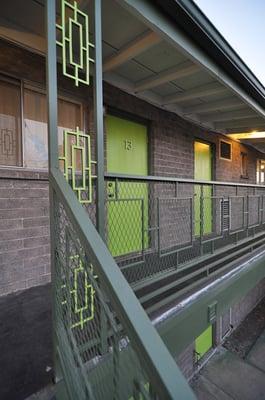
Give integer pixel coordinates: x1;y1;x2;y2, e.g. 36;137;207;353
106;113;149;256
195;325;213;361
194;139;214;236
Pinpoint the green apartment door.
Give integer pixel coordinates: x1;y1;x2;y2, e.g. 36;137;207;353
194;141;212;236
195;325;213;361
106;115;148;256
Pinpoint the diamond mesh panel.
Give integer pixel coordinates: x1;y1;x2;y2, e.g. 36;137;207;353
105;178;265;285
53;191;165;400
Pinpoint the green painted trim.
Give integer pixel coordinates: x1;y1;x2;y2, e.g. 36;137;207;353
106;115;149;256
194;141;212;236
105;172;265;189
93;0;105;241
45;0;60;387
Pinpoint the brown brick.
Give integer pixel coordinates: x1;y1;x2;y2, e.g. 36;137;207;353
23;255;51;269
23;236;50;248
0;226;49;241
0;188;48;199
0;219;23;230
23;217;49;228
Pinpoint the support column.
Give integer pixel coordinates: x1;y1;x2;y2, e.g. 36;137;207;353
45;0;60;385
93;0;105;241
46;0;59;171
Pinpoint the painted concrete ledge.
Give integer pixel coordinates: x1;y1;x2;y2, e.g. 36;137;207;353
156;247;265;357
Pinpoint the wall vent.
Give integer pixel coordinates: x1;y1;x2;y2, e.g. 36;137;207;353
222;199;230;231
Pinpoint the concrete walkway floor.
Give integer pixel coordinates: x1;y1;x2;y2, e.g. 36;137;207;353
192;331;265;400
0;284;53;400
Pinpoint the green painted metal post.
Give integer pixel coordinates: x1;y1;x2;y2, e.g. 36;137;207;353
93;0;108;355
45;0;60;386
93;0;105;242
46;0;59;171
200;185;204;256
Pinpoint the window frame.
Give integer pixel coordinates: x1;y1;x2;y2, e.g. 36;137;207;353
0;74;23;168
256;159;265;184
240;151;248;179
0;73;85;170
219;139;232;162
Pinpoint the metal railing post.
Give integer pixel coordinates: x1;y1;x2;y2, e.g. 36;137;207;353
93;0;105;242
93;0;108;354
46;0;59;171
200;185;204;256
45;0;60;385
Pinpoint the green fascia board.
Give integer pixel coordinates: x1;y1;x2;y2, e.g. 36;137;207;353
156;248;265;358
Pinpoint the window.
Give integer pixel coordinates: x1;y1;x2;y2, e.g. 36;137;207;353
257;159;265;184
58;98;83;171
0;76;83;169
241;152;248;178
24;88;48;168
0;79;22;166
220;140;232;160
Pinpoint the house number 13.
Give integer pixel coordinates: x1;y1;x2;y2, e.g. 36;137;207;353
124;139;133;150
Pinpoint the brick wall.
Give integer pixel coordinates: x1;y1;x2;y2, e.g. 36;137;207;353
0;168;50;296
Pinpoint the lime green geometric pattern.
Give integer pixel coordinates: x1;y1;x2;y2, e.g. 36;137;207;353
129;381;150;400
56;0;94;87
59;127;96;204
62;256;97;330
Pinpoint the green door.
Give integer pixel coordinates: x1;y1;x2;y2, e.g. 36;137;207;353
106;115;148;256
194;141;212;236
195;325;213;361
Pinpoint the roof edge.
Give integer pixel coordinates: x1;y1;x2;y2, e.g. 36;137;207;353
154;0;265;109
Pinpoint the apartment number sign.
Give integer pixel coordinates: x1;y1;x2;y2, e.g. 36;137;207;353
56;0;94;87
124;139;133;150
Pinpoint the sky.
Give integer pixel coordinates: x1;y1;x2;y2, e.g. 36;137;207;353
194;0;265;86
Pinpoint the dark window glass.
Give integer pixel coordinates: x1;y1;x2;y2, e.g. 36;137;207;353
0;80;22;166
220;140;231;160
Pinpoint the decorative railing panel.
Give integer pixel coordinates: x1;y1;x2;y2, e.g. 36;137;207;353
105;174;265;285
47;0;196;397
51;171;195;399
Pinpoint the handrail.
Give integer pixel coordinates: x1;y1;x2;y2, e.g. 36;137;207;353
105;172;265;189
50;167;196;400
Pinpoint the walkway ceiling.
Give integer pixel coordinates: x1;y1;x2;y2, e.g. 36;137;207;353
1;0;265;152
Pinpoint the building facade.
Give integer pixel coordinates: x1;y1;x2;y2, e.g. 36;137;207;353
1;0;265;398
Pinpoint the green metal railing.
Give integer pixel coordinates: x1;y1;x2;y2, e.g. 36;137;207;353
45;0;265;397
50;168;196;399
104;173;265;287
46;0;195;398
